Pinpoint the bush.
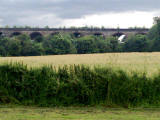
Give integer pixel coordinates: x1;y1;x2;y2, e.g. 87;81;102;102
0;63;160;107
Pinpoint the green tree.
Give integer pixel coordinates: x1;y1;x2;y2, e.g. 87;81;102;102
107;37;122;52
30;43;45;56
43;34;76;55
76;36;99;54
148;17;160;51
7;37;21;56
94;36;112;52
17;34;35;56
124;35;148;52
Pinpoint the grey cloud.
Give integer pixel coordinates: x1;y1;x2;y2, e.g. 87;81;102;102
56;0;159;18
0;0;159;26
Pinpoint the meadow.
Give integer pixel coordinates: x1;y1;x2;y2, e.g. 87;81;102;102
1;53;160;119
0;107;160;120
0;52;160;75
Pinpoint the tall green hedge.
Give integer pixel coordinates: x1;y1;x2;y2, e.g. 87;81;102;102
0;63;160;107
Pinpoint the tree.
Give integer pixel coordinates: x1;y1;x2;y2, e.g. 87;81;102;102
94;36;112;53
107;37;122;52
45;26;50;29
43;34;76;55
124;35;148;52
76;36;99;54
17;34;35;56
0;37;10;56
148;17;160;51
35;36;44;43
29;43;45;56
7;37;21;56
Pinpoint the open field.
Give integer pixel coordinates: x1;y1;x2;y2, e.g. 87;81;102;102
0;54;160;119
0;52;160;75
0;107;160;120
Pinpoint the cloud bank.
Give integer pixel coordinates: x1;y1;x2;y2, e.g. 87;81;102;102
0;0;159;28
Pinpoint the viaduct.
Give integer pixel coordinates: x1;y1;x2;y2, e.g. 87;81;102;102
0;28;149;39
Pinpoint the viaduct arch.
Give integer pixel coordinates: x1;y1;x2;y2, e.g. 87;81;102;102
0;28;149;39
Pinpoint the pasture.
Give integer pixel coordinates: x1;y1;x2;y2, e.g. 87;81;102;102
0;52;160;75
0;107;160;120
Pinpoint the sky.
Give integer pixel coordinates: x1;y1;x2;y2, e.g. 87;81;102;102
0;0;159;28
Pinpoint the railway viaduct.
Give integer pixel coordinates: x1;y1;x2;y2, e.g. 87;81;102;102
0;28;149;39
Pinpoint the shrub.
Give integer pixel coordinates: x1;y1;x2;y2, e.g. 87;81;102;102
0;63;160;107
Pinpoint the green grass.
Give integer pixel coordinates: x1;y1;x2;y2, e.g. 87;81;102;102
0;107;160;120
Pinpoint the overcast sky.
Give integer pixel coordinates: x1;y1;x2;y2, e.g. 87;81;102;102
0;0;159;28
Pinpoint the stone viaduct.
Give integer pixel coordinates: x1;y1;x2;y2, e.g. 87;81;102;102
0;28;149;39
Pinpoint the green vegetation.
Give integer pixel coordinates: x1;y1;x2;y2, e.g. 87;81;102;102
0;18;160;56
0;63;160;107
0;107;160;120
0;34;122;56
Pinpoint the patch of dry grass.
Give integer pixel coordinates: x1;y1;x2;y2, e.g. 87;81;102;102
0;52;160;75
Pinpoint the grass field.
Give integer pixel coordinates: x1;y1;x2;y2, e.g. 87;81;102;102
0;52;160;75
0;107;160;120
0;53;160;119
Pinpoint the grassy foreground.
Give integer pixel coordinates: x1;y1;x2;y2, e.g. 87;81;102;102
0;107;160;120
0;52;160;75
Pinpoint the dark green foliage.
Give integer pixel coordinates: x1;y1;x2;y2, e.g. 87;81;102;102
76;36;115;54
147;19;160;51
0;63;160;107
1;21;160;56
76;36;99;54
43;34;77;55
124;35;148;52
0;33;123;56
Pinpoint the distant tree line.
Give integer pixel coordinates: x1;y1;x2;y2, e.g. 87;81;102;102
1;25;146;30
0;19;159;56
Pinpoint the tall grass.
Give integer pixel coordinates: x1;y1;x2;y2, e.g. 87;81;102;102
0;63;160;107
1;52;160;75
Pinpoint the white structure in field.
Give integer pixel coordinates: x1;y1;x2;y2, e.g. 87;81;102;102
118;35;126;43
